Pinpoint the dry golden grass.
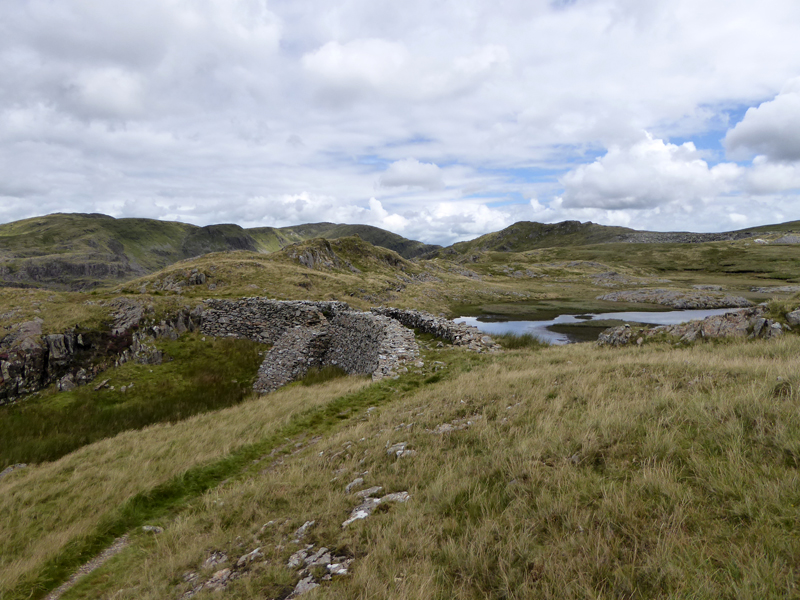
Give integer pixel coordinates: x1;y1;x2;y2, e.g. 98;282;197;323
13;336;799;599
0;376;370;593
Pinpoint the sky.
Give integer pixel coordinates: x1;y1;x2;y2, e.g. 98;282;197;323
2;0;800;246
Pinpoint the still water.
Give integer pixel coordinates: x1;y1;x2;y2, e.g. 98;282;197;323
455;308;743;345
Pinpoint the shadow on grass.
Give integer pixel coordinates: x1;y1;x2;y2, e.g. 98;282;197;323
0;336;264;468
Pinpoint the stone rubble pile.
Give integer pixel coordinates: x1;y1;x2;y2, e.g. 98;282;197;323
597;305;789;346
370;307;501;352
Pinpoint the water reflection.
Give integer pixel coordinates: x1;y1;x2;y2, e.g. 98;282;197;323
455;308;744;345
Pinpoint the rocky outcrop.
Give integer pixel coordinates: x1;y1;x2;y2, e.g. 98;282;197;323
370;307;500;352
615;231;762;244
597;305;785;346
0;300;201;404
285;239;358;272
0;320;95;404
597;289;753;309
750;285;800;294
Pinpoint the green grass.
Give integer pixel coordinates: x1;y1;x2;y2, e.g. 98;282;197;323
1;357;470;600
491;332;546;349
0;335;264;468
301;365;351;386
8;336;797;599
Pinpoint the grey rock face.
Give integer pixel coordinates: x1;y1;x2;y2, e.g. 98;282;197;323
786;309;800;326
597;289;753;309
597;305;783;346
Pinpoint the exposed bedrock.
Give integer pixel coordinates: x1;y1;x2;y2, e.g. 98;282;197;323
0;300;200;404
597;288;753;309
597;305;787;346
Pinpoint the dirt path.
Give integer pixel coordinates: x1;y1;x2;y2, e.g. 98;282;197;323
44;535;129;600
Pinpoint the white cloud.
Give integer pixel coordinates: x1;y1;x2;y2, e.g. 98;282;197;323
743;156;800;194
725;79;800;162
379;158;444;190
301;38;507;104
560;133;741;210
69;68;145;118
2;0;800;243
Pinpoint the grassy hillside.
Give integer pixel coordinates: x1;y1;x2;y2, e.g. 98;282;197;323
439;221;635;255
3;334;800;599
3;220;800;597
0;214;438;289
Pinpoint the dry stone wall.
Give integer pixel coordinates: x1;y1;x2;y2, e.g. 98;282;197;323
327;311;418;381
199;299;347;344
199;299;422;393
370;307;500;352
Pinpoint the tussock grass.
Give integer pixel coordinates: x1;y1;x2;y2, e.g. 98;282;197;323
5;337;800;598
0;375;375;597
491;331;546;349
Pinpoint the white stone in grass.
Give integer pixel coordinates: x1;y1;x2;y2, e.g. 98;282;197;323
344;477;364;493
142;525;163;533
355;486;383;498
236;547;263;567
290;575;319;596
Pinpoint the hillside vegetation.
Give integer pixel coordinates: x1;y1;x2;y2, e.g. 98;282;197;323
0;214;439;289
3;214;800;598
3;336;800;599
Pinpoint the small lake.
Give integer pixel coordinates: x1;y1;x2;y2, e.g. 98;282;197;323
455;308;743;345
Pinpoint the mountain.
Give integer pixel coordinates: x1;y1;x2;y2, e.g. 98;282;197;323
0;214;439;289
435;221;636;256
434;219;800;257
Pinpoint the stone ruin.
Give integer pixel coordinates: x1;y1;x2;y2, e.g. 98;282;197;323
200;299;499;393
0;297;498;402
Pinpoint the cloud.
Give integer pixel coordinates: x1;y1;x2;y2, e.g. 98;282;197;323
68;68;145;118
301;38;507;104
725;79;800;161
379;158;444;190
3;0;800;243
560;133;741;210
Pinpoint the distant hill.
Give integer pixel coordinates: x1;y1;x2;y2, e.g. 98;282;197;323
0;213;439;289
432;219;800;257
435;221;636;256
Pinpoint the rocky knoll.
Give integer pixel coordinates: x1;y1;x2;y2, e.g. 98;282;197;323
597;305;788;346
0;298;200;404
597;288;753;309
